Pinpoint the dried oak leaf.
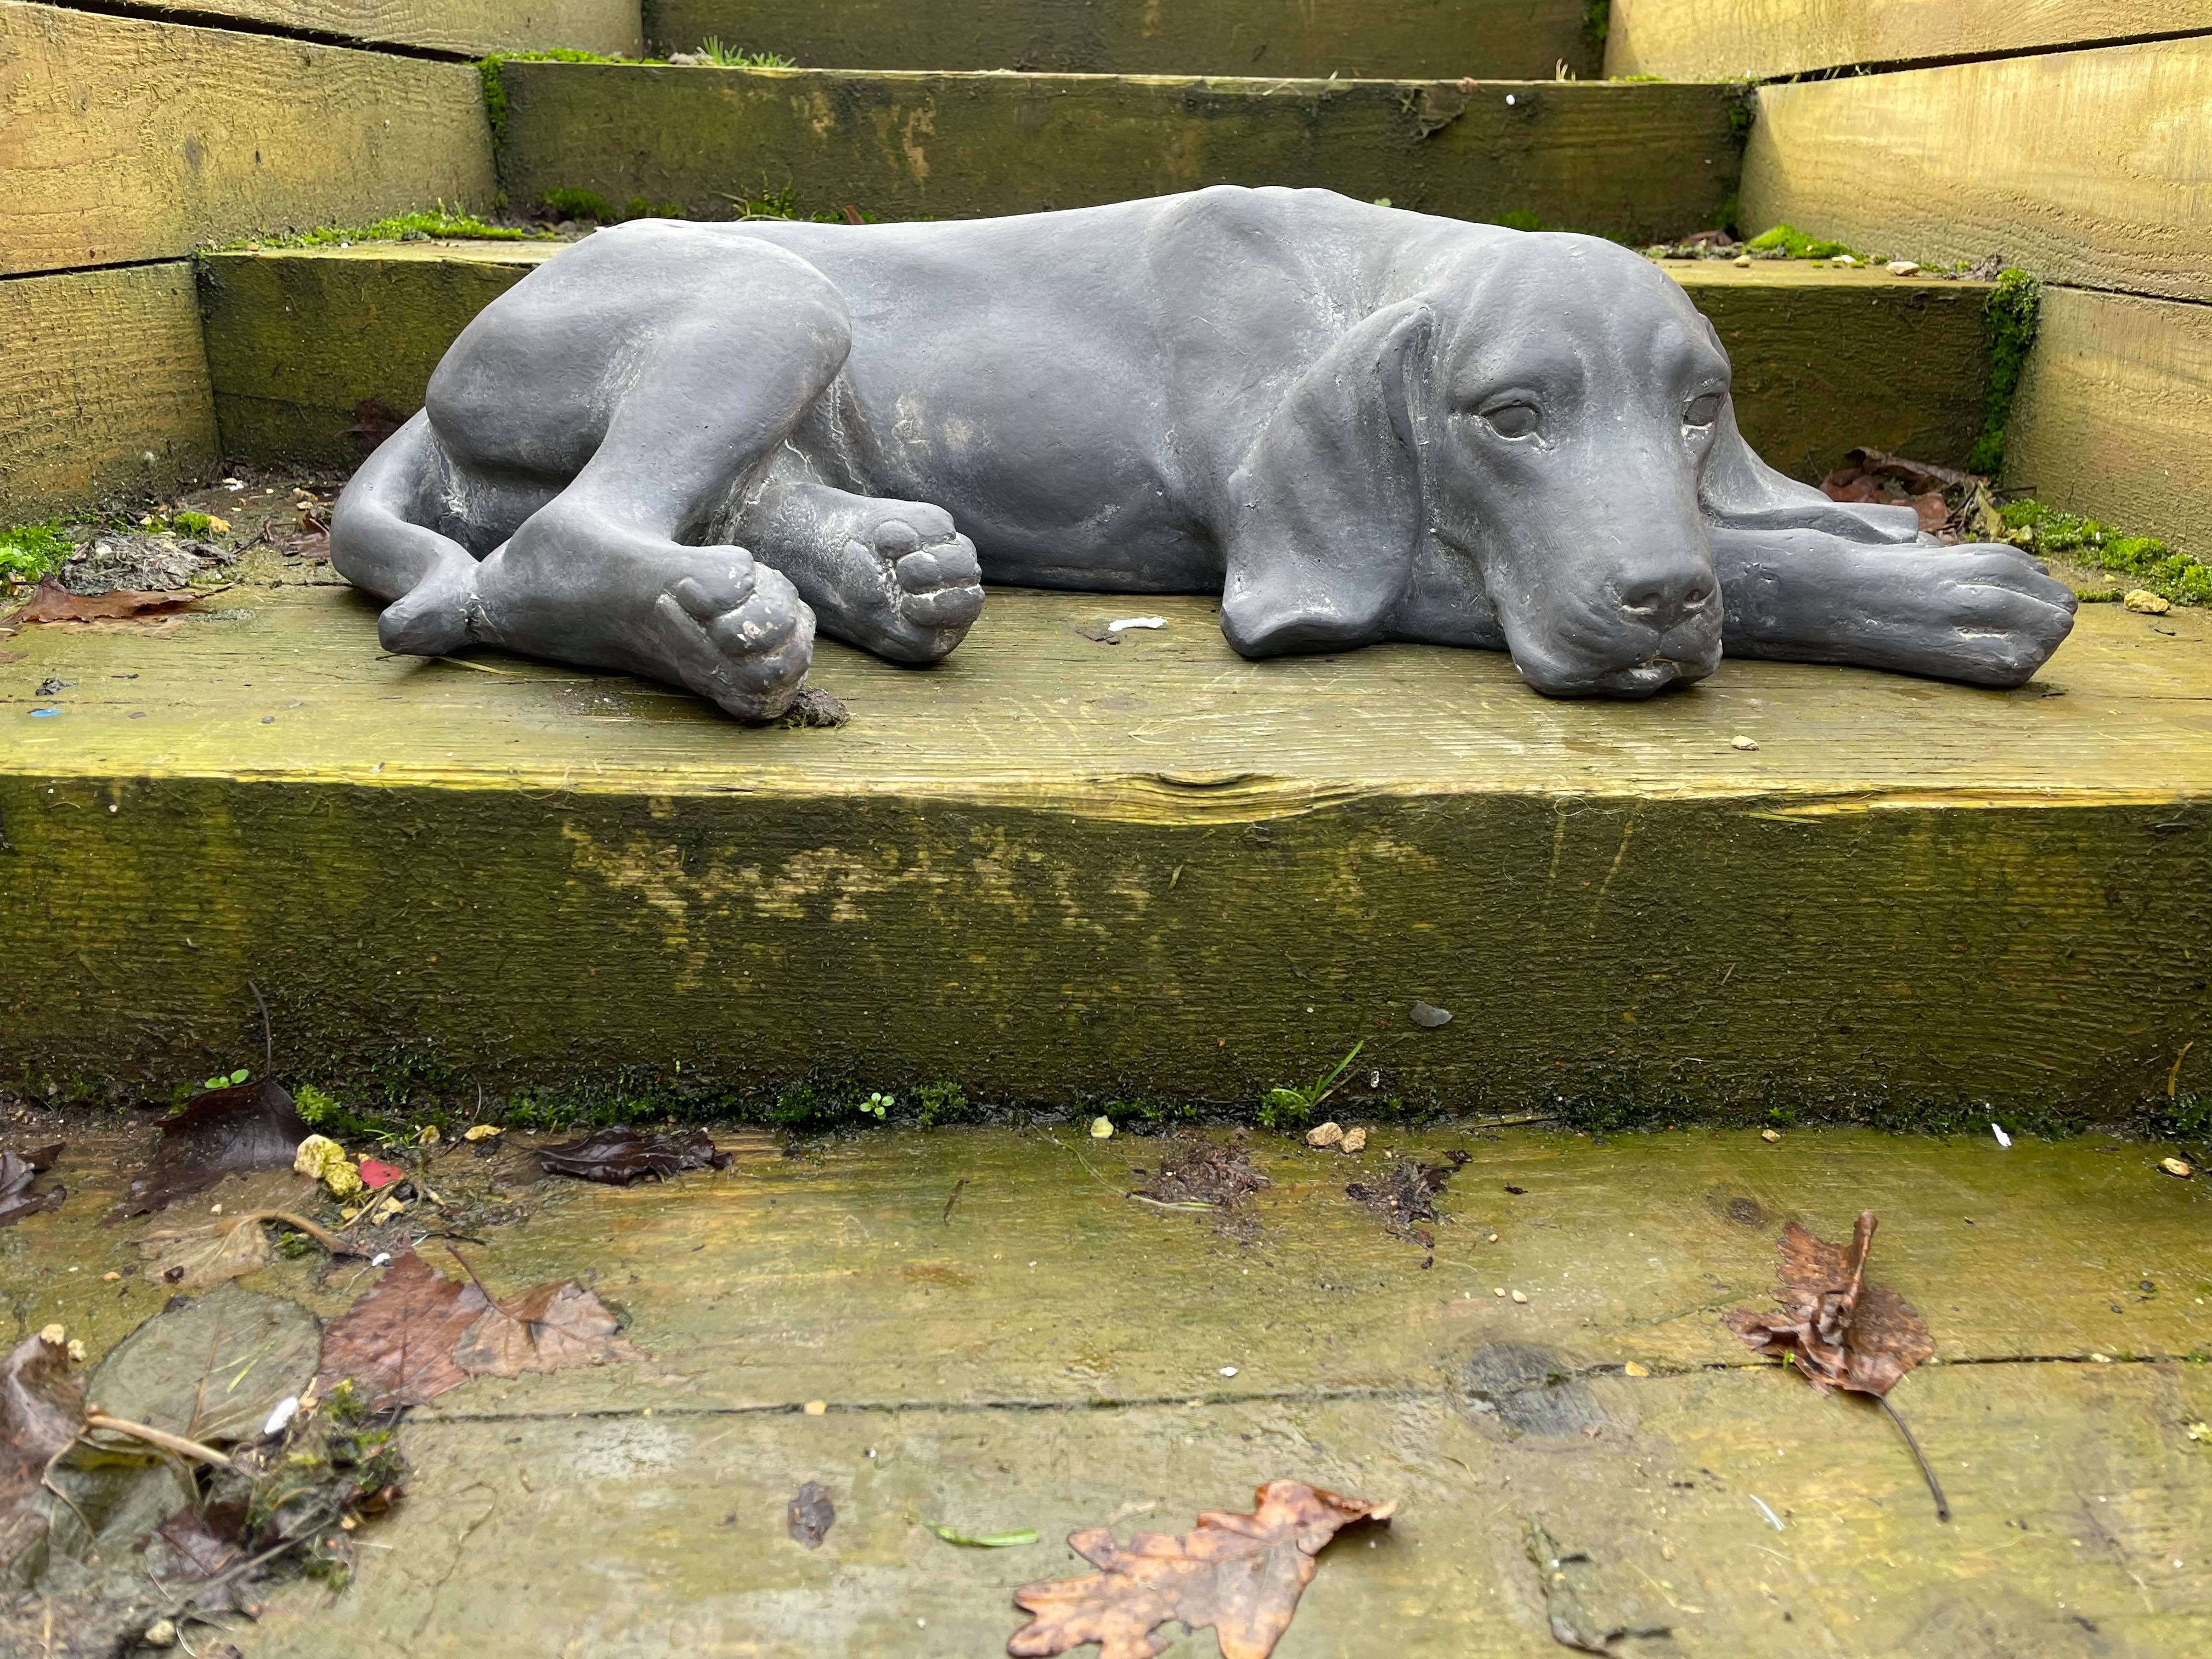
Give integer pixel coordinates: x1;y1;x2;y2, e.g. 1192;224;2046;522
1008;1480;1393;1659
536;1126;732;1185
0;1144;65;1228
109;1079;311;1222
314;1250;490;1406
0;1329;84;1575
1723;1211;1934;1396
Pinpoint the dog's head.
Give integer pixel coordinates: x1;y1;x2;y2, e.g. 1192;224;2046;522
1223;230;1803;697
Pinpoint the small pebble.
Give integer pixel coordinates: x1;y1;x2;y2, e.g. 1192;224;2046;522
1090;1115;1114;1139
1219;1365;1238;1378
1886;259;1920;275
2162;1157;2194;1178
1306;1121;1345;1149
2124;589;2171;614
803;1400;827;1415
142;1620;177;1650
1624;1361;1650;1377
102;1271;120;1282
1733;254;1752;267
1760;1128;1782;1143
1731;735;1759;751
1493;1288;1506;1298
1510;1290;1528;1304
1340;1126;1367;1153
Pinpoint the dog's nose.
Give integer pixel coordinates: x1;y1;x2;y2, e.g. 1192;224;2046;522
1618;566;1714;630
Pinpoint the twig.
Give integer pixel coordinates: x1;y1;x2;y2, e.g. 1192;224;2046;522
942;1177;967;1222
244;1209;356;1257
247;978;273;1069
81;1412;232;1468
1876;1394;1950;1522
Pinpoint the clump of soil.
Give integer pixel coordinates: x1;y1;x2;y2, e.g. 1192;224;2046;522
1134;1133;1270;1211
1347;1150;1470;1247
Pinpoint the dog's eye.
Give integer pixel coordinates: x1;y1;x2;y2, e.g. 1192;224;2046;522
1481;402;1541;439
1684;392;1724;428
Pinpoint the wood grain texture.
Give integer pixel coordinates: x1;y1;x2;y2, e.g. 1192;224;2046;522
3;585;2208;1113
199;244;1990;477
2005;285;2212;556
0;1;496;277
127;0;642;55
16;1128;2201;1656
0;263;218;520
646;0;1599;80
496;64;1742;241
1741;37;2212;303
1607;0;2212;81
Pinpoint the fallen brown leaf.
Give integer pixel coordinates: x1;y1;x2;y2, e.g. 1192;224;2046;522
0;1144;64;1228
0;1328;84;1575
316;1250;642;1406
1723;1211;1933;1397
314;1251;489;1407
1008;1480;1393;1659
134;1173;349;1293
449;1277;643;1377
109;1080;311;1221
12;578;213;626
535;1126;732;1185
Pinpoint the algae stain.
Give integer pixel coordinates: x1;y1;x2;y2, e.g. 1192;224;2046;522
899;104;936;184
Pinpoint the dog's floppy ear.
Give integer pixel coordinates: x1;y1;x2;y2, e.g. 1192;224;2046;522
1219;300;1434;657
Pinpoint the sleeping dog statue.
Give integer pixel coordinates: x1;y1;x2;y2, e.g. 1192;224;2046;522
331;185;2076;720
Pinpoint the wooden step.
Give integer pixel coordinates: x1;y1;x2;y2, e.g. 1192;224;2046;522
647;0;1601;81
197;239;1996;481
487;64;1742;244
14;1126;2210;1655
3;573;2207;1120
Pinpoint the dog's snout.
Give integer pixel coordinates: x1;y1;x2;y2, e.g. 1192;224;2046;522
1617;565;1714;629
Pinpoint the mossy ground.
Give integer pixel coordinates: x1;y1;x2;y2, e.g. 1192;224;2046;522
2002;498;2212;607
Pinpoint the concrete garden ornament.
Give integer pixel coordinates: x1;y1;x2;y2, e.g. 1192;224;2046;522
332;187;2075;719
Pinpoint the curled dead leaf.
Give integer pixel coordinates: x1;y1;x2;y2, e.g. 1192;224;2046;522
1008;1480;1393;1659
110;1079;311;1221
1723;1212;1933;1397
0;1144;64;1228
536;1126;731;1185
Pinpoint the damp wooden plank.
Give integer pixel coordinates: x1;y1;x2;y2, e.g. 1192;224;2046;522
125;0;642;55
237;1364;2212;1658
1740;37;2212;304
648;0;1600;81
2;583;2209;1113
199;242;1990;477
1606;0;2212;81
2004;285;2212;557
0;1;495;277
0;263;219;521
2;1128;2182;1658
492;64;1742;243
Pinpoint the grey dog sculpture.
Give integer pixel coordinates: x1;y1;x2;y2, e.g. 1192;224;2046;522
332;186;2075;719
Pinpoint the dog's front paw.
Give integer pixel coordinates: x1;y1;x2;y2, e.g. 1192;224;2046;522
1894;544;2078;687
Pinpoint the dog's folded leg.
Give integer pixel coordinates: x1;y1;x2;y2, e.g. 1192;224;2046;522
1714;524;2078;688
329;411;482;656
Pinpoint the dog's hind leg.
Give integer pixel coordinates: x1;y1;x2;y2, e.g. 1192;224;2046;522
730;466;985;664
450;235;859;720
328;411;503;656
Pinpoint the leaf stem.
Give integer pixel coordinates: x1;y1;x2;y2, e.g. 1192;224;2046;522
1876;1394;1949;1522
81;1411;233;1469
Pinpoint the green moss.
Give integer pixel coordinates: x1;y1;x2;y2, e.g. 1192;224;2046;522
0;521;72;587
1745;222;1860;261
1999;499;2211;606
479;56;508;143
1490;208;1545;233
215;208;551;252
1967;268;2040;477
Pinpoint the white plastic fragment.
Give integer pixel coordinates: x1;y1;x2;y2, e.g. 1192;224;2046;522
263;1395;300;1437
371;1251;393;1267
1107;615;1166;632
1990;1123;2012;1149
1749;1494;1786;1531
1218;1366;1238;1378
